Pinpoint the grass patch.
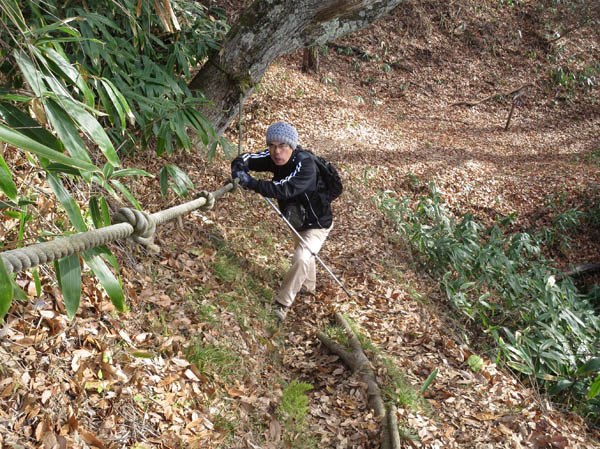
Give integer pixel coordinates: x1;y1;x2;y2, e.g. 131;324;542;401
278;379;318;449
186;339;241;381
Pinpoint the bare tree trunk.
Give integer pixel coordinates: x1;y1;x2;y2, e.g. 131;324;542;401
302;46;319;73
189;0;404;135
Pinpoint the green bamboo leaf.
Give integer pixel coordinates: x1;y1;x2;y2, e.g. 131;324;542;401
54;254;82;318
89;196;104;229
576;358;600;375
0;256;13;319
24;18;82;37
159;166;168;196
156;120;170;156
3;0;27;32
102;163;114;180
111;168;153;178
44;98;93;181
48;177;125;312
53;95;120;167
110;179;141;210
100;79;134;126
99;79;125;130
100;196;110;228
207;139;217;162
42;47;95;107
91;173;120;202
32;268;41;297
0;123;98;172
163;163;193;198
47;174;87;231
14;50;44;97
0;102;62;152
173;111;191;149
45;163;82;176
589;375;600;400
82;251;124;312
420;368;439;393
95;81;118;129
0;154;17;201
549;379;574;395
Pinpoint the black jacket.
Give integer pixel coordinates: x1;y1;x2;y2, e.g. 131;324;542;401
231;145;333;229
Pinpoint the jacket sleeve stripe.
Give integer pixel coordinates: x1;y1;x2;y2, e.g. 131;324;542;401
273;161;302;186
243;150;270;162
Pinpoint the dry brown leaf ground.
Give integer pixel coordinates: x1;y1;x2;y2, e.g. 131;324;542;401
1;1;600;448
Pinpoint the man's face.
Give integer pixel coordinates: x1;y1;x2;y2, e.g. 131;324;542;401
268;141;293;166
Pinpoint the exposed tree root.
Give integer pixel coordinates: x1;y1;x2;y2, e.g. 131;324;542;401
316;312;402;449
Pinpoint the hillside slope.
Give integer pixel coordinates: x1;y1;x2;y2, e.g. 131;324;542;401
1;1;599;448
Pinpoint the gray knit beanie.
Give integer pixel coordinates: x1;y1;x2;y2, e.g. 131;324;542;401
266;121;298;150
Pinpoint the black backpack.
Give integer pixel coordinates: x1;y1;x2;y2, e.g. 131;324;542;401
303;149;343;202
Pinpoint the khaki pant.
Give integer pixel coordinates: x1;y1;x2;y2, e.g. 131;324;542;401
275;224;332;307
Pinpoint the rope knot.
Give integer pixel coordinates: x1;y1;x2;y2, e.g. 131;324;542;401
197;191;215;210
112;208;157;248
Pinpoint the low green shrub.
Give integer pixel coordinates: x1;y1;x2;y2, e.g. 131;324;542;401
378;185;600;422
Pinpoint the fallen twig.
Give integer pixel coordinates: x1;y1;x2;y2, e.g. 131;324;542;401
317;312;393;448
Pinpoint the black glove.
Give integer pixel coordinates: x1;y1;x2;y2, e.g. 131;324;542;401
230;163;249;180
233;171;257;190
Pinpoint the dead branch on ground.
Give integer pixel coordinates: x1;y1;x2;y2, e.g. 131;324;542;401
449;83;533;108
316;312;402;449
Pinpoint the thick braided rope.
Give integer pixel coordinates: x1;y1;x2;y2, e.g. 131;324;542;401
0;182;234;275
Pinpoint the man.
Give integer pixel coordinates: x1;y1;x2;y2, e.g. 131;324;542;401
231;121;333;321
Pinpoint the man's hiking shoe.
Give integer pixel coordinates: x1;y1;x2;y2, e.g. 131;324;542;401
272;302;290;322
298;286;316;297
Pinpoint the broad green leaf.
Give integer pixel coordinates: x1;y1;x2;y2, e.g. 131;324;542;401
54;254;82;318
0;154;17;201
91;245;119;271
0;123;98;172
53;95;120;167
0;256;13;319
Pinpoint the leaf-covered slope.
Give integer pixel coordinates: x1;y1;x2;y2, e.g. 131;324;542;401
1;0;600;448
